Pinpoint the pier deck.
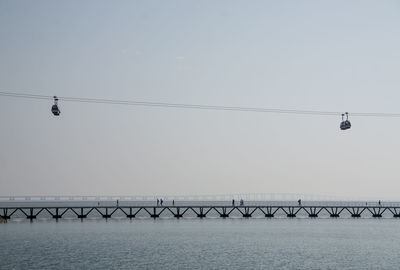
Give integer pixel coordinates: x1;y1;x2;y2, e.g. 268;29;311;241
1;204;399;220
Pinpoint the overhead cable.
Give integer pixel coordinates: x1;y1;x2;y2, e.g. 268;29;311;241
1;90;400;117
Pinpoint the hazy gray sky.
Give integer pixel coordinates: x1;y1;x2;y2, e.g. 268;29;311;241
1;1;400;198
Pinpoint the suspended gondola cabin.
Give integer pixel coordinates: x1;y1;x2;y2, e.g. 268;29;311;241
51;96;60;116
340;112;351;130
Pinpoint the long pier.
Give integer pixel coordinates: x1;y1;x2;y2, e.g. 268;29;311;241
2;204;400;220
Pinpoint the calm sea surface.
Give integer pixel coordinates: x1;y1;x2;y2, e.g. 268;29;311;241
1;218;400;269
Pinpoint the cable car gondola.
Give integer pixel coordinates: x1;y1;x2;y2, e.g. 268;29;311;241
51;96;60;116
340;112;351;130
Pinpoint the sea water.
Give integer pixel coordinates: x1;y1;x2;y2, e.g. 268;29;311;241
1;218;400;269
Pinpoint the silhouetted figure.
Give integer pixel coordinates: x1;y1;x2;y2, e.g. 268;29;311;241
98;202;100;206
157;199;159;206
298;199;301;206
366;202;368;206
117;200;119;207
378;200;381;206
172;200;175;206
232;199;235;206
160;199;163;206
240;199;244;206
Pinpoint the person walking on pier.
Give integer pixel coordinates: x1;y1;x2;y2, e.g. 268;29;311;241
232;199;235;206
117;200;119;207
157;199;159;206
172;200;175;206
378;200;381;206
298;199;302;206
160;199;163;206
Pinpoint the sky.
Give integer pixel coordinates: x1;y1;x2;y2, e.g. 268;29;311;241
1;0;400;199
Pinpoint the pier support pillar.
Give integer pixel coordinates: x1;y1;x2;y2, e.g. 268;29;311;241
27;209;37;220
372;214;382;218
127;208;135;218
2;209;10;220
102;208;111;218
287;214;296;218
52;208;62;219
174;208;183;218
151;207;159;218
265;214;274;218
309;214;318;218
351;214;361;218
78;208;87;219
197;214;206;218
330;214;340;218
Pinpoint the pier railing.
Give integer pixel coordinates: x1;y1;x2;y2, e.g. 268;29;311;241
0;193;389;203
